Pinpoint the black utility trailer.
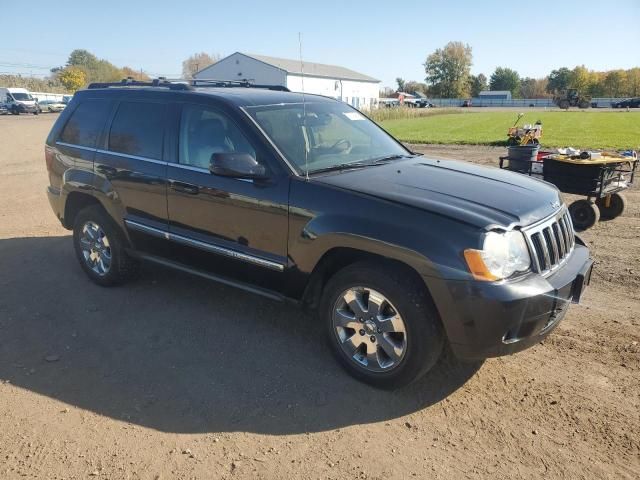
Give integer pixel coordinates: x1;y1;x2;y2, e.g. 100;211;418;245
500;153;637;230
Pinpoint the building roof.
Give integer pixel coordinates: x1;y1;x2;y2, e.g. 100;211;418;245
479;90;511;96
238;52;380;83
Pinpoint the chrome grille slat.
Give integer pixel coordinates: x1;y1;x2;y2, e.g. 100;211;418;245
553;223;565;258
523;207;576;275
547;226;559;263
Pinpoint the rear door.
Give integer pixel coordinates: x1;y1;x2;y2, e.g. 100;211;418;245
94;97;170;256
164;101;290;293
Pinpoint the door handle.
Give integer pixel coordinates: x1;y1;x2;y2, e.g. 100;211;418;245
170;181;199;195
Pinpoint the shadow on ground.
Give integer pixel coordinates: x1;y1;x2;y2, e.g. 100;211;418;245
0;236;482;434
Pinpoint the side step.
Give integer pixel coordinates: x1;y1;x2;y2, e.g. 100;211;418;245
134;252;285;302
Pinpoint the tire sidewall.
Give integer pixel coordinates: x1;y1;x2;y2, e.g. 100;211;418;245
321;262;443;389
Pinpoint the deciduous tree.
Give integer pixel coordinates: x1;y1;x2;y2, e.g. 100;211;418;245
424;41;473;98
182;52;220;79
58;66;86;92
469;74;487;97
489;67;520;96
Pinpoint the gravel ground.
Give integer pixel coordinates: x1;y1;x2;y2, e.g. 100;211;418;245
0;114;638;479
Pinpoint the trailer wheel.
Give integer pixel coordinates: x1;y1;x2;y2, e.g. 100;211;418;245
569;200;600;231
596;193;626;220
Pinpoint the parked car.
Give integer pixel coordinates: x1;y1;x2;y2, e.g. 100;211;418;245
37;100;66;113
0;87;39;115
45;80;593;389
461;99;472;107
612;98;640;108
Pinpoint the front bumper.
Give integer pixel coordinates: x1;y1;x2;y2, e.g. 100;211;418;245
429;244;593;360
17;104;38;113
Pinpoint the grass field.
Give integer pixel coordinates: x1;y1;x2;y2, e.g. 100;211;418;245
379;110;640;150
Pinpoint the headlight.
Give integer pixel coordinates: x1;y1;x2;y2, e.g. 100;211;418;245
464;231;531;281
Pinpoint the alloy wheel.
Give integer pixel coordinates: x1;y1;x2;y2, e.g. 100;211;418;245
332;287;407;372
78;221;112;276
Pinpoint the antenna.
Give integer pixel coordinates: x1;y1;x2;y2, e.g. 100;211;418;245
298;32;309;180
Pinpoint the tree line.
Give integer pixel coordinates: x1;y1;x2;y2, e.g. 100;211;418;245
1;49;221;93
390;41;640;99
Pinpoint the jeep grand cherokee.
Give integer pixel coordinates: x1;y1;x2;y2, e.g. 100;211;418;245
45;79;593;388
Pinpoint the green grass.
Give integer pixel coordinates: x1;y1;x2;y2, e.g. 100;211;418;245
379;111;640;150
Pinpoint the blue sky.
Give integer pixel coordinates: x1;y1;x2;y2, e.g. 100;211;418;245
4;0;639;88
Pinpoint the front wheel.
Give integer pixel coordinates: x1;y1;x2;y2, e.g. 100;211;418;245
321;261;444;389
72;205;139;286
569;199;600;231
596;193;626;220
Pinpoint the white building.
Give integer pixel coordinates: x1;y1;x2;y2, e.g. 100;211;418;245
194;52;380;110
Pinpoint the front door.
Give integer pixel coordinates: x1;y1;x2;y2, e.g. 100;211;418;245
165;102;289;293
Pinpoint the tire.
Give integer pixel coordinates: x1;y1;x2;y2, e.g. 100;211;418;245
578;101;590;109
596;193;626;220
559;100;570;110
72;205;139;286
11;107;19;115
320;261;444;389
569;199;600;231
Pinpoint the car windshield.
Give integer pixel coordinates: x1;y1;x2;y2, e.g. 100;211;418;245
12;92;33;101
245;101;409;175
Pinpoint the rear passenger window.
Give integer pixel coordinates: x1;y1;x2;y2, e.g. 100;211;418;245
59;99;111;148
109;101;166;159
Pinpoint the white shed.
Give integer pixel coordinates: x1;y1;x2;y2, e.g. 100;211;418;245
194;52;380;110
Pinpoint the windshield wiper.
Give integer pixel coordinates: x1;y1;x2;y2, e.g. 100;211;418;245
307;161;380;175
307;154;414;175
366;154;410;163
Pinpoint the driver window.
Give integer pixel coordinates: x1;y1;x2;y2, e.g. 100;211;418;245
179;104;256;169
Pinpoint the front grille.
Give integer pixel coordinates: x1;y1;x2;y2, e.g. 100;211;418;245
523;208;575;275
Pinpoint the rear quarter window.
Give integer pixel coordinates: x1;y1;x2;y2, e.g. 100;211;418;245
108;101;166;159
59;99;112;148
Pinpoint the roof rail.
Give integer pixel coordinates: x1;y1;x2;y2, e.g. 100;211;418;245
87;77;192;91
190;79;290;92
87;77;290;92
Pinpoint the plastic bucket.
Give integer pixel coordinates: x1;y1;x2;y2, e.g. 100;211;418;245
507;145;540;173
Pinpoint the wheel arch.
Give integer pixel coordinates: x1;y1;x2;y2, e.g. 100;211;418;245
300;245;440;319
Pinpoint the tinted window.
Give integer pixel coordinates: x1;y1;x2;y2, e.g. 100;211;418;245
179;104;256;169
60;99;111;148
109;101;166;159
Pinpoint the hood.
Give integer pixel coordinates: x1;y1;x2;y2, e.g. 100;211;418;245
313;156;562;229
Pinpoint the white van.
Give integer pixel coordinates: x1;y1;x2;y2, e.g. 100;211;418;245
0;87;39;115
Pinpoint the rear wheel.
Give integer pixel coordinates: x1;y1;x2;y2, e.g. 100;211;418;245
569;199;600;231
321;261;443;389
578;100;590;109
559;100;570;110
72;205;139;286
596;193;626;220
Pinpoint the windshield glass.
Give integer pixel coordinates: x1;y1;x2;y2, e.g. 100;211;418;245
12;92;33;101
246;102;409;175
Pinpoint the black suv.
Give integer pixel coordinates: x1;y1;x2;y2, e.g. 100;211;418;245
45;79;593;388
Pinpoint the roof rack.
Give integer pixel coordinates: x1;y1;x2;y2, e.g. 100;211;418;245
190;79;290;92
87;77;290;92
87;77;191;90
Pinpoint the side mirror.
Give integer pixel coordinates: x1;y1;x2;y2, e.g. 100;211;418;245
209;152;267;179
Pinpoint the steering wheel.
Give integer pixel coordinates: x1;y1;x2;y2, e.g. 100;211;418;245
329;138;352;153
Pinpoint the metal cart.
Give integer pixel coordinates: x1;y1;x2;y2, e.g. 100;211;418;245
499;153;637;230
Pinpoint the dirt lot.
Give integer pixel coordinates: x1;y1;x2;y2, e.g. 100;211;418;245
0;114;638;479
